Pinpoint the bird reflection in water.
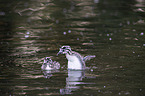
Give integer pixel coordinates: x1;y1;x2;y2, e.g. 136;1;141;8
60;70;85;95
42;70;60;79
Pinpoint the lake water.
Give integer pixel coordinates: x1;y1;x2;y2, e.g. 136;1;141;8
0;0;145;96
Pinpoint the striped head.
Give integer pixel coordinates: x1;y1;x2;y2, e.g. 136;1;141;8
57;45;72;55
44;57;53;63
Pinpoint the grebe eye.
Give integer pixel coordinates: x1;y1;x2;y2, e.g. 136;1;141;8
46;58;50;60
62;47;66;49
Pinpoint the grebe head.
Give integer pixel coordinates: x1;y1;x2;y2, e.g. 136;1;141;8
57;45;72;55
44;57;53;63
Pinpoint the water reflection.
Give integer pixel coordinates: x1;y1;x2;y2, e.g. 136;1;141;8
41;69;88;95
60;70;85;95
42;70;60;79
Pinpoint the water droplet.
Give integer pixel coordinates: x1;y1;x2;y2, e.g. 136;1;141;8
63;32;66;35
68;30;71;33
91;69;93;71
109;38;112;40
26;32;30;34
140;89;142;91
140;32;144;35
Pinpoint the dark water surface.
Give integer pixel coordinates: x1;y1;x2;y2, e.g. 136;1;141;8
0;0;145;96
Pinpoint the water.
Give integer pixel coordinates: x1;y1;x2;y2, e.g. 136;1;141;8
0;0;145;95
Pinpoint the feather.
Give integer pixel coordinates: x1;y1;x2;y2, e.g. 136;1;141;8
83;55;96;62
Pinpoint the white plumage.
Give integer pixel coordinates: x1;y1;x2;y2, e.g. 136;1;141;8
41;57;60;70
57;46;95;70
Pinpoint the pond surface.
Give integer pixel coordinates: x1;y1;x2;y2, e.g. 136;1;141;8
0;0;145;96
